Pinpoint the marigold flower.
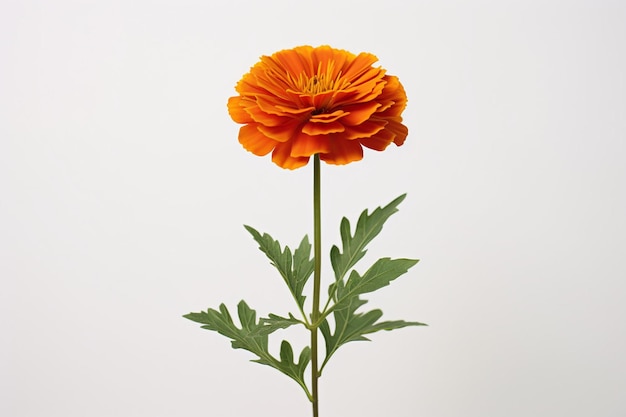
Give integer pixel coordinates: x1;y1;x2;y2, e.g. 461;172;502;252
227;45;409;169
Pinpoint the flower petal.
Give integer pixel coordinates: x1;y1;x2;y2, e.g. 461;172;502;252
271;46;313;79
387;120;409;146
291;131;332;157
257;119;301;142
309;109;345;123
256;95;293;116
245;104;288;127
228;97;254;123
238;124;276;156
341;52;379;82
341;101;381;126
275;104;316;115
272;141;310;169
375;76;407;116
359;128;395;151
301;120;345;136
320;137;364;165
342;119;387;139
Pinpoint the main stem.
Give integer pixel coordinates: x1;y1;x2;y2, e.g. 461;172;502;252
311;154;322;417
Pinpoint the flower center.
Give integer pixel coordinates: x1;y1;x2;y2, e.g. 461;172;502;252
302;74;331;95
294;61;350;95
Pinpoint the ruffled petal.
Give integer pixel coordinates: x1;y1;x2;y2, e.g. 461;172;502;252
387;120;409;146
301;120;345;135
342;119;387;139
290;131;332;157
272;141;310;169
375;76;407;117
227;97;254;123
238;124;276;156
341;101;381;126
245;104;288;127
271;46;313;79
320;136;364;165
257;119;301;143
359;128;395;151
341;52;379;82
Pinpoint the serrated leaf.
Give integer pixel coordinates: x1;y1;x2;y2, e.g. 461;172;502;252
237;299;257;330
334;257;419;311
184;301;311;397
319;295;426;373
253;341;311;397
280;341;310;382
362;319;427;335
320;297;378;358
244;225;314;311
253;313;303;336
184;300;269;356
330;194;407;284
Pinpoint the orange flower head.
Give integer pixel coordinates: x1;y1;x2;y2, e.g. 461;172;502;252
228;45;409;169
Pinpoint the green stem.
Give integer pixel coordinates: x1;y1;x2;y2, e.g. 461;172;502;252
311;154;322;417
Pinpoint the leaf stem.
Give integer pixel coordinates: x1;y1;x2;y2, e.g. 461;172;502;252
311;154;321;417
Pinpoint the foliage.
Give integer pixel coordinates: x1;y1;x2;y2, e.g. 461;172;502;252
185;195;425;399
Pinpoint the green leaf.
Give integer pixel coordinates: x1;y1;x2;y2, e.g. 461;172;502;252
184;301;311;397
320;296;374;356
319;196;424;371
252;340;310;392
319;295;426;373
334;257;419;311
244;225;314;311
330;194;407;284
362;319;427;335
253;313;304;336
184;300;268;354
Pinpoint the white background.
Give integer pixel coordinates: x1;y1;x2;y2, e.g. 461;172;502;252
2;1;625;416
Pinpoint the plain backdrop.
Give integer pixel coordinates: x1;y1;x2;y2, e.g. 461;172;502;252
2;1;625;416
